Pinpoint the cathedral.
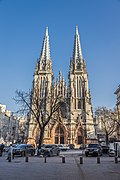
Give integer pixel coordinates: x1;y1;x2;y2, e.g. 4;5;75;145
28;26;95;147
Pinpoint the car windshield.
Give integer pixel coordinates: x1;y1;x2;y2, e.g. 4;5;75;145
88;144;99;148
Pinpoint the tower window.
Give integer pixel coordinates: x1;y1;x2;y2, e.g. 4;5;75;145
78;99;81;109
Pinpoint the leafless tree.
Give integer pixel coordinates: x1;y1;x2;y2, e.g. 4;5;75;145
95;107;118;144
14;81;67;148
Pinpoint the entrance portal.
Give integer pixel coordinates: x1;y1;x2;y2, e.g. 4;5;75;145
55;125;65;144
77;127;83;144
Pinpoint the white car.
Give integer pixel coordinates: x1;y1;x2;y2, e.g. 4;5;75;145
57;144;70;151
109;149;115;157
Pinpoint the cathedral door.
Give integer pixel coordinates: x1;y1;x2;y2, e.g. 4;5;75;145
55;125;65;144
77;127;83;144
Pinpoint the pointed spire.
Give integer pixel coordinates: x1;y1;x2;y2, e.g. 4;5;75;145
40;27;51;63
76;26;79;35
73;26;83;63
46;27;48;36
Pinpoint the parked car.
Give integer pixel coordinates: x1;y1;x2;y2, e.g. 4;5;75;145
109;149;115;157
12;144;35;156
39;144;60;157
0;149;2;156
68;144;75;149
85;143;102;157
57;144;70;151
3;145;10;152
79;144;86;150
101;145;109;154
0;144;5;156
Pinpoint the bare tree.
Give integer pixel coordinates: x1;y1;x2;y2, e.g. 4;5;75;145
14;81;67;148
95;107;118;144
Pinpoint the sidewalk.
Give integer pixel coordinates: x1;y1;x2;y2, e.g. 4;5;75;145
0;155;120;180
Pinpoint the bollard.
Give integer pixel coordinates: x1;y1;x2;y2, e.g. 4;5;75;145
12;154;14;160
25;156;28;162
80;156;83;164
97;155;100;164
44;156;47;163
62;156;65;163
115;156;118;164
25;150;29;162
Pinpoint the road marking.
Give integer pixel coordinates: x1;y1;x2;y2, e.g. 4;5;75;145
74;156;87;180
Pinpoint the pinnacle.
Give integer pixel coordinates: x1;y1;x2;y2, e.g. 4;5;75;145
45;27;48;36
76;26;78;35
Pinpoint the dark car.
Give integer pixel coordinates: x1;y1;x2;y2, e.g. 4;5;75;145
12;144;35;156
68;144;75;149
101;145;109;154
85;143;102;157
39;144;60;157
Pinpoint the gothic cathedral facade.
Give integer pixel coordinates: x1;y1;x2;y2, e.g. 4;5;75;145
28;27;95;147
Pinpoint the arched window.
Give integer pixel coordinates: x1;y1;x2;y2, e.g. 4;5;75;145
78;99;81;109
55;125;65;144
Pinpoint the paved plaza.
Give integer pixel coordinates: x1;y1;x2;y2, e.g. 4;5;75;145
0;152;120;180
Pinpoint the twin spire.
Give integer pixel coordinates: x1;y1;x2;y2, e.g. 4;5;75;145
72;26;83;63
39;26;83;69
40;27;51;62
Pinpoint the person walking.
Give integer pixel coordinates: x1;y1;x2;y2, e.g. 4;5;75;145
6;144;13;161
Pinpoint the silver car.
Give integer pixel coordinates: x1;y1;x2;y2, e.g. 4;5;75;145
39;144;60;157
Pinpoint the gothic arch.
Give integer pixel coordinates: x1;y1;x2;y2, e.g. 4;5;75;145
74;123;84;145
51;117;68;144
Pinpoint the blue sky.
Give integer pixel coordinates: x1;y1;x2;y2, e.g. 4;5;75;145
0;0;120;113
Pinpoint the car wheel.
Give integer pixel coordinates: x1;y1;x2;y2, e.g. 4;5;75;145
85;154;88;157
31;152;34;156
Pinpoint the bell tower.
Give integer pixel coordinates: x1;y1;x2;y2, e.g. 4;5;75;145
28;27;53;145
68;26;95;144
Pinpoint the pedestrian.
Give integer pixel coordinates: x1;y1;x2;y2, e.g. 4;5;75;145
6;144;13;160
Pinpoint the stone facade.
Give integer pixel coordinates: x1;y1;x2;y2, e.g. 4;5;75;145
0;105;19;145
115;85;120;140
28;27;95;147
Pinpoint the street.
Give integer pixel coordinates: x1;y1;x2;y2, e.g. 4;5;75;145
0;150;120;180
